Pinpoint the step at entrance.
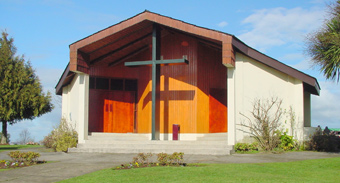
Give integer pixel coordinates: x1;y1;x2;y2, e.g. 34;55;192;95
68;133;234;155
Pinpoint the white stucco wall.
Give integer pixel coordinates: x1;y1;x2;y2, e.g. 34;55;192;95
233;53;305;142
62;75;79;129
61;73;89;143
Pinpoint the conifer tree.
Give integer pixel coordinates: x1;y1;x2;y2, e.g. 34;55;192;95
0;31;53;144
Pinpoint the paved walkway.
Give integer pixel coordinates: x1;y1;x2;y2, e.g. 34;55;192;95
0;147;339;183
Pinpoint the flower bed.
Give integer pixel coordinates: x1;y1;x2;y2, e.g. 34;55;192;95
0;151;46;169
114;152;194;170
0;159;46;169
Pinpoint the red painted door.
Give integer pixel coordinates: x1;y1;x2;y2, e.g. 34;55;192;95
103;91;135;133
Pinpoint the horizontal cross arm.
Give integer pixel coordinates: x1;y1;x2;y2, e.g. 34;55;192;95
155;59;188;65
125;61;153;66
125;58;188;67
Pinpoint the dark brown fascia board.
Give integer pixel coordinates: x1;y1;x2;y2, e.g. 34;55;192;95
69;10;233;49
232;36;320;95
55;63;73;95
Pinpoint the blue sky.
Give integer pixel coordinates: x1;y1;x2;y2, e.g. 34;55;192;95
1;0;338;142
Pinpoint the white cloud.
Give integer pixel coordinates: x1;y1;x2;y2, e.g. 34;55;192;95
217;21;228;27
312;81;340;128
238;7;325;52
280;53;304;61
290;59;313;70
284;54;313;70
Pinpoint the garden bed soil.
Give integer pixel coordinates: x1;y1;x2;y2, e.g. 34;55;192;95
0;160;46;169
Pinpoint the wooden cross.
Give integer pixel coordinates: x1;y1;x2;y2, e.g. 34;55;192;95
125;24;188;140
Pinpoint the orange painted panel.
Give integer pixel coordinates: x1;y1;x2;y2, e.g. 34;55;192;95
197;43;227;133
209;89;227;133
103;91;135;133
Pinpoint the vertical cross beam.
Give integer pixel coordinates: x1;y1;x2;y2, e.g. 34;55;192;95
151;24;160;140
124;24;187;141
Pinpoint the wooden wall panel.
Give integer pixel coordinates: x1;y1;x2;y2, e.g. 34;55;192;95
209;89;227;132
197;43;227;133
89;29;227;134
159;32;198;133
89;90;104;132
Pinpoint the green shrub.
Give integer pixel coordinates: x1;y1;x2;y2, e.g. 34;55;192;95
157;152;170;165
8;151;40;162
42;118;78;152
42;133;54;148
279;131;296;151
156;152;184;165
169;152;184;165
131;153;153;165
55;132;78;152
305;130;340;152
235;142;259;152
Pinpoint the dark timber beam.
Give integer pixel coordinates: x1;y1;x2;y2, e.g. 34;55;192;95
108;45;149;67
90;32;152;65
87;24;152;55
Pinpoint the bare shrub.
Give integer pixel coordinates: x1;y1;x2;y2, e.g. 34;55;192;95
240;97;283;151
18;129;34;145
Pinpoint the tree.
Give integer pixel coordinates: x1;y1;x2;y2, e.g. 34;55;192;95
306;1;340;81
0;132;10;144
18;129;34;145
0;31;53;144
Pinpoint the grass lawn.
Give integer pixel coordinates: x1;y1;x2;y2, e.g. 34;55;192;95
0;145;42;152
60;157;340;183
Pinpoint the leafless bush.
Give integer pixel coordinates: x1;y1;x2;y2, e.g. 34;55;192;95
18;129;34;145
240;97;283;151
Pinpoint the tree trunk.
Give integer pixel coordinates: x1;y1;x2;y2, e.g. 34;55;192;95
1;121;7;144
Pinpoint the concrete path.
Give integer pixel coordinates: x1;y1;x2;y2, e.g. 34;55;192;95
0;147;339;183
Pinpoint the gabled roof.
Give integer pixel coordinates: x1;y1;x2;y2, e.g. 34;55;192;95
56;10;320;95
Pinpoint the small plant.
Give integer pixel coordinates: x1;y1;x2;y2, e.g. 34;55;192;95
116;152;186;170
157;152;185;165
235;142;259;152
131;153;153;166
157;152;170;165
169;152;184;165
279;131;296;151
8;151;40;162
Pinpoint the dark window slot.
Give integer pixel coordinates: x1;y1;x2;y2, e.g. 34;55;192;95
125;79;137;91
111;79;124;90
96;78;109;90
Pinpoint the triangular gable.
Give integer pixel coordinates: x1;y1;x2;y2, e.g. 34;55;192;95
56;10;320;95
